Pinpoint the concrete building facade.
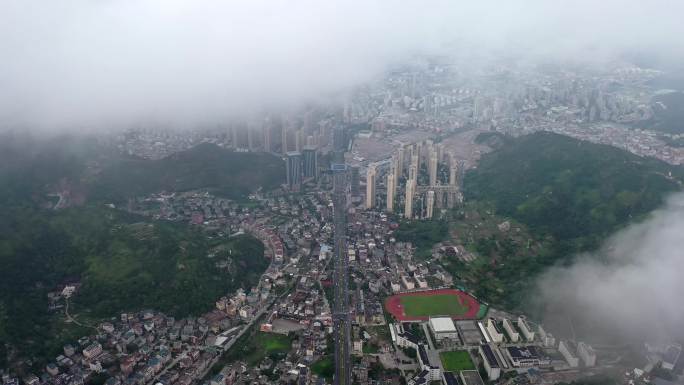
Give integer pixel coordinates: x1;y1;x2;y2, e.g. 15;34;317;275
286;151;302;190
428;317;458;341
577;342;596;367
426;190;435;219
386;172;396;212
478;344;501;380
366;165;377;209
517;316;535;342
503;318;520;343
404;179;416;219
485;318;504;344
559;340;579;368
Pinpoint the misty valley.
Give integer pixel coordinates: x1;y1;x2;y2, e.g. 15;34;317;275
1;2;684;385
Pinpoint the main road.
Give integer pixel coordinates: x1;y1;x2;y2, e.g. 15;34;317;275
331;126;351;385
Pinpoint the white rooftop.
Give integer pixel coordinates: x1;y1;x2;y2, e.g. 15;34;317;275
430;317;457;333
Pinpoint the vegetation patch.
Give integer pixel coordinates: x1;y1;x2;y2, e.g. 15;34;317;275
395;220;448;258
363;342;379;354
224;331;293;367
465;132;682;251
92;143;285;202
261;333;292;355
460;132;683;308
0;205;268;366
311;356;334;379
440;350;475;371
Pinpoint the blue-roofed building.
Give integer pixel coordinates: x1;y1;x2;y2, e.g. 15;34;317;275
478;344;501;380
408;369;431;385
442;371;459;385
505;346;550;367
416;344;441;382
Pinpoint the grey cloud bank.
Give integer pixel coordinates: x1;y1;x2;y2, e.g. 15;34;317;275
536;193;684;343
1;0;683;130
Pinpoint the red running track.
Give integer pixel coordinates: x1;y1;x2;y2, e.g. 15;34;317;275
384;288;480;322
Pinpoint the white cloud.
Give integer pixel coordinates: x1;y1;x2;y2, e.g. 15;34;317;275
536;193;684;343
1;0;683;130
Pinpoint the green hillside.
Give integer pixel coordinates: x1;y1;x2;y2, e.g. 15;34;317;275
0;136;282;366
0;136;285;206
465;132;682;250
0;205;267;365
394;220;448;258
0;134;105;206
90;143;285;202
460;132;683;307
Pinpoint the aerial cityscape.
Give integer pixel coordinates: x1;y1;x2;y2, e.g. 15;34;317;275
1;2;684;385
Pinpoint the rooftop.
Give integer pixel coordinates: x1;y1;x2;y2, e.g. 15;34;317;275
460;370;485;385
443;372;459;385
507;346;541;360
480;344;499;368
664;344;682;365
418;345;430;366
430;317;457;333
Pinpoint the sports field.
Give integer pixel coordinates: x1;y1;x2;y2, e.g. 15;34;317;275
400;294;469;317
385;288;480;321
440;351;475;371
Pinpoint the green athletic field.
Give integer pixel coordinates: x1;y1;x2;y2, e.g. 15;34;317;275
440;351;475;371
400;293;469;317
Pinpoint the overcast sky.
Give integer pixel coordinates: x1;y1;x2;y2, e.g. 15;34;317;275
1;0;683;130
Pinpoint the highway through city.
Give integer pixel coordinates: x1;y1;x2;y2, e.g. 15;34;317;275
331;126;351;385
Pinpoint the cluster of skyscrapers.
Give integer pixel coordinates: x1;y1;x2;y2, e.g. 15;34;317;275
286;146;318;191
228;112;331;155
225;113;335;192
365;140;462;219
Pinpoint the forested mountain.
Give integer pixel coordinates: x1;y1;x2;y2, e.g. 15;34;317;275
0;205;267;365
459;132;683;307
0;134;285;207
91;143;285;203
465;132;682;251
0;136;277;365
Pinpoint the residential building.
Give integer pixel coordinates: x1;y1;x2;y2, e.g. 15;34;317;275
286;151;302;190
417;345;441;381
426;190;435;219
485;318;504;344
517;316;535;342
302;146;318;180
428;152;438;186
478;344;501;381
505;346;550;367
559;340;579;368
83;342;103;360
386;172;395;212
366;164;377;209
538;325;555;347
503;318;519;343
405;179;416;219
577;342;596;367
